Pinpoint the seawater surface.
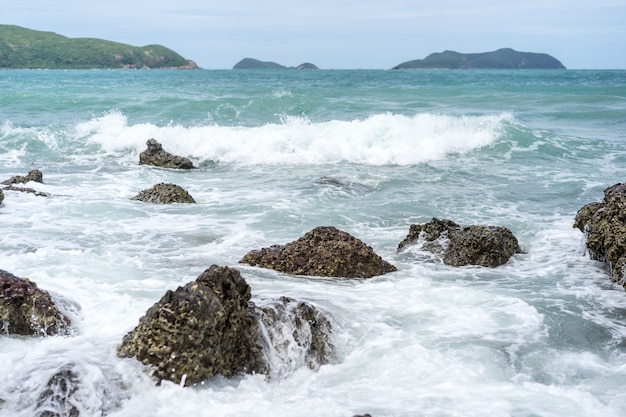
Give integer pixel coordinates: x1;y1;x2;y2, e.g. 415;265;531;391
1;69;626;417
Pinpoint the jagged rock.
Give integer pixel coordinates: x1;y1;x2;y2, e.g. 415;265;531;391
240;226;397;278
398;218;522;267
2;184;50;197
2;169;43;185
138;138;195;169
130;183;195;204
0;269;71;336
574;182;626;286
255;296;334;375
117;265;267;386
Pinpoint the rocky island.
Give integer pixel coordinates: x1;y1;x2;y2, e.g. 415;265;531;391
233;58;318;69
0;25;197;69
392;48;565;69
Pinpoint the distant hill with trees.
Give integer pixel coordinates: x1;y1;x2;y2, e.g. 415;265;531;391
233;58;318;69
0;25;197;69
392;48;566;69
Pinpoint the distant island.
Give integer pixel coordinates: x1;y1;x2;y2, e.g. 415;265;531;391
392;48;565;69
233;58;318;70
0;25;197;69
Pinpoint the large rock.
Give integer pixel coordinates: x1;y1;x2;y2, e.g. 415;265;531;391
240;226;397;278
117;265;267;386
138;138;195;169
398;218;522;267
574;182;626;286
131;183;196;204
0;269;71;336
2;169;43;185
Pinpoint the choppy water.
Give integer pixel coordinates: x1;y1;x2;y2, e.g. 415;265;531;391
1;69;626;417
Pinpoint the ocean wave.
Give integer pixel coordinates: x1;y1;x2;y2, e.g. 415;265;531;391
73;110;512;166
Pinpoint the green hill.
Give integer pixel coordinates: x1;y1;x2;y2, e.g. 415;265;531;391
0;25;197;69
392;48;566;69
233;58;319;69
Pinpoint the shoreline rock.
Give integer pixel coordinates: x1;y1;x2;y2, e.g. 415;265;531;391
139;139;195;169
398;218;522;267
0;269;72;336
131;183;196;204
574;182;626;287
2;169;43;185
240;226;397;278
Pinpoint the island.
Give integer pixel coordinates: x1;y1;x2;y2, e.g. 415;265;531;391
392;48;565;69
0;25;198;69
233;58;318;70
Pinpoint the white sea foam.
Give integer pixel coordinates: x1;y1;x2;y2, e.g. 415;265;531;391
76;111;511;166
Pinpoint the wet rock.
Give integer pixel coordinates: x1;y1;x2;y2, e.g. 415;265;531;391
2;169;43;185
131;183;196;204
398;218;522;267
0;189;3;204
0;269;72;336
574;182;626;286
139;138;195;169
255;296;334;376
35;369;80;417
117;265;267;386
2;184;50;197
240;226;397;278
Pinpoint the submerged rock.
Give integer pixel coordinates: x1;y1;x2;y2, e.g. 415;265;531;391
131;183;196;204
255;296;334;376
0;269;71;336
398;218;522;267
574;182;626;286
35;369;80;417
2;169;43;185
240;226;397;278
117;265;267;386
0;189;3;204
139;138;195;169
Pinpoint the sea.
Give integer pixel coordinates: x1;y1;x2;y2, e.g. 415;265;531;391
1;68;626;417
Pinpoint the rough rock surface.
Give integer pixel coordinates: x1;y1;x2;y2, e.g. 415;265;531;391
240;226;397;278
0;269;71;336
2;169;43;185
574;182;626;286
131;183;196;204
138;138;195;169
35;369;80;417
398;218;522;267
255;296;334;374
117;265;267;386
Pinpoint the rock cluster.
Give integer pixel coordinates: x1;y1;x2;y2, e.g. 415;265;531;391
1;169;43;185
139;139;195;169
0;269;71;336
574;182;626;286
131;183;196;204
240;226;397;278
398;218;522;267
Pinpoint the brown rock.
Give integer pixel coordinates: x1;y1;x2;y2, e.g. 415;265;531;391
139;139;195;169
131;183;195;204
240;226;397;278
2;169;43;185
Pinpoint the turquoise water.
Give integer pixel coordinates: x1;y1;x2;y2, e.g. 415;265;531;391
1;69;626;417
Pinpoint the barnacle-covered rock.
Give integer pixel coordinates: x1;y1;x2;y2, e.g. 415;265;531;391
131;183;195;204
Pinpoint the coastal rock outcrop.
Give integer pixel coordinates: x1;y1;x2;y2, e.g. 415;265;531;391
240;226;397;278
398;218;522;267
0;269;71;336
2;169;43;185
139;138;195;169
117;265;267;386
131;182;196;204
574;182;626;287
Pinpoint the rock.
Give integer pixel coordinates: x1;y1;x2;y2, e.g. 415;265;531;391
398;218;522;267
0;189;3;204
2;184;50;197
240;226;397;278
255;296;334;375
0;269;71;336
138;138;195;169
130;183;196;204
574;182;626;286
35;369;80;417
117;265;267;386
2;169;43;185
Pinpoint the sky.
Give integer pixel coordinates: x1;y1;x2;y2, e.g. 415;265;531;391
3;0;625;69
